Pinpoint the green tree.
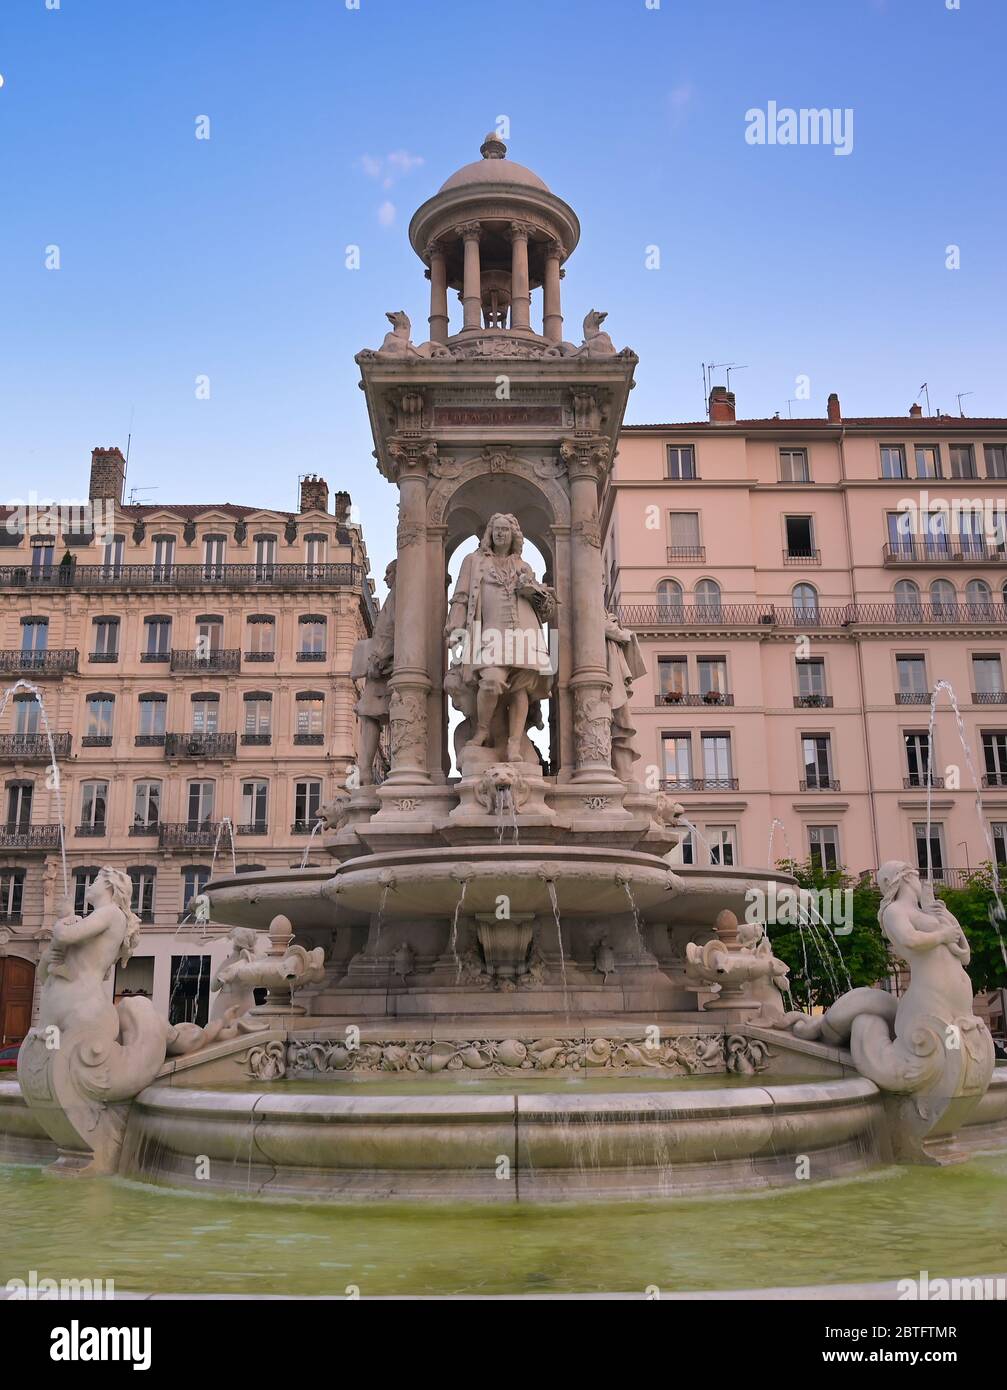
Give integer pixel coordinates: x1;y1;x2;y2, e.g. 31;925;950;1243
935;867;1007;995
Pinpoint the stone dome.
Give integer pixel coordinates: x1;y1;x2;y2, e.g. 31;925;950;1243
438;133;550;194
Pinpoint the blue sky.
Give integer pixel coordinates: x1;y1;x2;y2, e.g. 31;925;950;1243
2;0;1005;576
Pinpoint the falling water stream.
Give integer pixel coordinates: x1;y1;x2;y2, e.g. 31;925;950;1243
299;819;324;869
211;817;237;877
448;876;468;980
0;679;68;898
766;817;794;868
542;877;569;1015
617;874;647;960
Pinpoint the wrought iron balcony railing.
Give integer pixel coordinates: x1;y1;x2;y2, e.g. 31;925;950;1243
895;692;932;705
0;561;363;592
783;549;821;565
799;778;841;792
164;732;237;759
81;734;113;747
884;541;1007;565
0;732;72;760
291;819;323;834
793;695;833;708
170;649;241;672
665;546;706;563
241;733;272;745
129;821;159;835
75;823;107;837
0;649;79;675
659;777;739;792
656;692;734;707
904;776;945;789
236;821;269;835
618;600;1007;631
88;650;119;664
158;821;221;849
972;691;1007;704
293;733;324;745
982;773;1007;788
243;651;275;662
0;824;62;850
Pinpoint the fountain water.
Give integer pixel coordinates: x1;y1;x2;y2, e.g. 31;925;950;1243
678;816;714;864
539;870;569;1012
766;817;794;868
615;868;647;960
299;818;325;869
0;678;68;898
448;869;471;980
211;817;237;877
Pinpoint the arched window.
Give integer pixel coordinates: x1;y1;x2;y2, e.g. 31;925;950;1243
656;579;683;617
965;579;993;615
694;579;722;617
929;579;956;620
792;583;819;615
894;579;921;614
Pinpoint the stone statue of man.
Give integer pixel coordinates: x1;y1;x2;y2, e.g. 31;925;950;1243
605;609;646;780
352;560;396;785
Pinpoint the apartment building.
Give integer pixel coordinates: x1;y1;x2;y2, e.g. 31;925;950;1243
603;388;1007;883
0;447;375;1040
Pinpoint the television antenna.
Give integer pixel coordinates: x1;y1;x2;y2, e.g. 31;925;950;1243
725;364;748;392
916;383;931;416
956;391;974;418
127;486;159;505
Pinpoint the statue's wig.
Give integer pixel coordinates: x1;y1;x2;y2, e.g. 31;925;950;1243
877;860;920;913
479;513;524;557
97;865;142;967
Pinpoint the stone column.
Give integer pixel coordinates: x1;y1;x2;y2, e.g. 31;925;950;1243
426;241;449;344
564;441;616;782
459;223;482;331
508;223;532;331
543;241;564;343
385;441;434;784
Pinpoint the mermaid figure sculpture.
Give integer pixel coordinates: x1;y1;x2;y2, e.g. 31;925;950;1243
18;866;260;1174
772;861;995;1159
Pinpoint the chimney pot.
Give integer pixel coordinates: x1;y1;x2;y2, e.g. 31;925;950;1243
827;392;842;423
89;446;126;504
909;403;923;417
299;474;329;513
333;491;352;523
708;385;736;424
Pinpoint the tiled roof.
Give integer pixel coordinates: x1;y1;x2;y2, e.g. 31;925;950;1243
624;417;1007;431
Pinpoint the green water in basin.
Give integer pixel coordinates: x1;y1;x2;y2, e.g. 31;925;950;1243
189;1074;839;1097
3;1155;1006;1296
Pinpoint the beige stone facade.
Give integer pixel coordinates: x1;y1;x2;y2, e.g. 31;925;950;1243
0;449;374;1035
603;392;1007;885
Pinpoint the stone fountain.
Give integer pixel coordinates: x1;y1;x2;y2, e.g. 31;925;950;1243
3;136;1003;1199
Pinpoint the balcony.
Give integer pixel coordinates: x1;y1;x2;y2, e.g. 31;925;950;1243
134;734;166;747
783;550;821;566
129;821;159;836
895;692;931;705
659;777;739;793
904;776;945;790
243;650;275;663
291;819;322;834
982;774;1007;789
973;691;1007;704
656;692;734;707
236;822;269;835
241;733;272;746
294;733;324;745
0;824;62;850
618;600;1007;632
0;732;72;761
88;650;119;664
0;649;79;676
170;649;241;673
75;823;108;837
0;561;364;592
793;695;833;708
296;651;327;662
164;732;237;759
799;778;841;792
81;734;113;747
665;546;706;563
159;822;221;850
884;542;1007;566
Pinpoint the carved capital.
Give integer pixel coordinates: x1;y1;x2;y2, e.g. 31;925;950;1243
424;240;446;262
560;437;610;482
387;437;437;482
545;239;566;261
456;221;483;242
507;221;535;242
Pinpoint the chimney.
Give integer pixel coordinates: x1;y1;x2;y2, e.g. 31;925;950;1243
909;403;923;418
299;473;329;513
708;385;736;424
89;446;126;504
827;392;842;423
333;490;352;523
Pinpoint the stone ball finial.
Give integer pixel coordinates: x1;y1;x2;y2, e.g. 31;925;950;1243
480;132;507;160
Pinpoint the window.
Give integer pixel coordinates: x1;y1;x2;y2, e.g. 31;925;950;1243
694;579;721;616
802;734;834;789
6;783;33;829
808;825;839;872
85;695;114;742
880;445;907;479
929;579;956;617
679;827;696;866
245;615;276;659
187;780;215;826
668;512;701;558
949;444;977;479
254;534;276;579
133;780;161;829
0;869;25;923
182;865;211;908
92;617;119;659
984;445;1007;480
72;866;100;917
914;445;941;479
195;616;223;657
298;615;326;659
792;582;818;615
202;535;226;579
243;693;272;737
666;445;697;480
701;733;732;784
20;618;48;653
129;866;156;922
30;539;54;575
295;692;324;739
992;823;1007;867
780;448;809;483
293;779;322;830
914;822;945;875
959;511;987;558
662;734;692;785
697;657;727;698
137;693;167;741
102;535;124;576
143;616;171;659
658;657;688;701
796;658;827;699
965;579;993;612
169;955;210;1027
304;534;327;572
896;655;928;697
887;511;915;557
708;826;736;867
904;732;934;788
13;696;39;737
784;516;815;558
656;579;683;616
973;655;1004;697
982;731;1007;787
152;534;175;580
79;780;108;832
894;579;922;614
240;780;268;831
191;695;220;735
